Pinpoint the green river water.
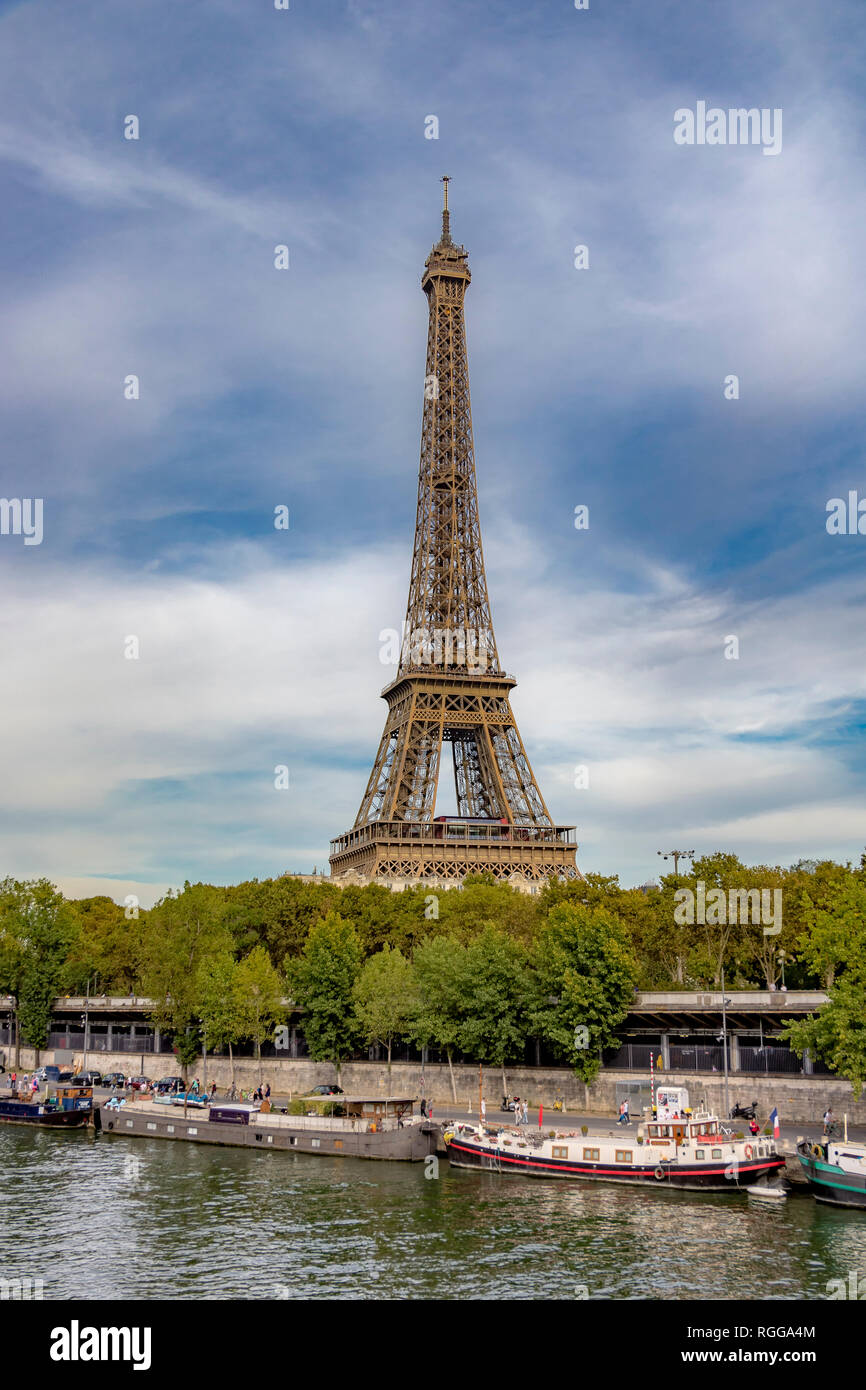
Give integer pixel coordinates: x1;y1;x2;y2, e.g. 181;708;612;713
1;1126;864;1300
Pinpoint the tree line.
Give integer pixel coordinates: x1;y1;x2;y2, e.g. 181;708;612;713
1;849;864;1094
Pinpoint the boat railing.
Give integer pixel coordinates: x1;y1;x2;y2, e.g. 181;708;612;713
255;1112;413;1134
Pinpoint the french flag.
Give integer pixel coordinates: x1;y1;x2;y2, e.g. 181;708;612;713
769;1107;780;1138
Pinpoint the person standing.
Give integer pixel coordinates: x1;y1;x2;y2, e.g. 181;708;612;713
823;1107;833;1136
521;1099;528;1125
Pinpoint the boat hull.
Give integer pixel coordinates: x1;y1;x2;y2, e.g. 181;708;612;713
99;1105;439;1161
797;1153;866;1210
445;1134;786;1191
0;1101;90;1129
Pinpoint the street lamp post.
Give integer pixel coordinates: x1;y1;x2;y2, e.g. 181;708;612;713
720;969;731;1122
81;977;93;1075
657;849;696;877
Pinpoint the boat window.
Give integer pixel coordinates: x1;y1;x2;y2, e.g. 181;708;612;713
311;1138;321;1148
334;1139;343;1149
711;1148;722;1159
146;1122;156;1131
583;1147;600;1161
187;1128;197;1136
696;1149;705;1160
615;1150;632;1163
552;1145;568;1159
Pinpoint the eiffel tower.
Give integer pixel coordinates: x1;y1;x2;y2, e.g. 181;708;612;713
330;181;579;889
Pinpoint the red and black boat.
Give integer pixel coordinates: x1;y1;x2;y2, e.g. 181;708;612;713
444;1085;786;1193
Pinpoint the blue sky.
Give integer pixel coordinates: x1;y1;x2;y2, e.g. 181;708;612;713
1;0;865;906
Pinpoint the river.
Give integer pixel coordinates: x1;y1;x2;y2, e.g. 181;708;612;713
1;1126;864;1300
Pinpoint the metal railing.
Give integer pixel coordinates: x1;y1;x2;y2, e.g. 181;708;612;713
331;819;576;853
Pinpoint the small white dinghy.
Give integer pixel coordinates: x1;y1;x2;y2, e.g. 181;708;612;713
745;1182;787;1203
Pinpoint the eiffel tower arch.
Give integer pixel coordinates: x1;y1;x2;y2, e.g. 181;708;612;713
330;181;580;890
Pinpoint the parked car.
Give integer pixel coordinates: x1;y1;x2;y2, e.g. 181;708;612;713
78;1070;103;1086
307;1085;344;1096
102;1072;127;1089
129;1075;151;1091
34;1065;74;1084
155;1075;184;1094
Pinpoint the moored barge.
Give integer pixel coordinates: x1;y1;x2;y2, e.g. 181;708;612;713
0;1084;94;1129
444;1086;785;1192
99;1093;438;1162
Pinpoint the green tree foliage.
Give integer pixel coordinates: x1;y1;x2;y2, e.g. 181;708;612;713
412;935;469;1102
0;878;77;1050
353;945;419;1085
532;902;637;1084
783;867;866;1095
288;912;362;1084
457;925;531;1093
234;944;286;1060
64;895;143;994
436;879;540;947
138;881;232;1045
196;950;244;1080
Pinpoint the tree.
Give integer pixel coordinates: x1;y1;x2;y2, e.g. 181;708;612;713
235;945;286;1061
352;945;419;1087
138;881;231;1079
457;925;531;1096
784;972;866;1098
791;865;866;989
64;895;143;994
783;868;866;1094
411;936;468;1102
196;951;244;1083
0;878;77;1054
436;879;541;947
288;912;362;1086
532;902;637;1085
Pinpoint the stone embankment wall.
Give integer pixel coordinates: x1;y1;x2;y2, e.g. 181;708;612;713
5;1046;863;1125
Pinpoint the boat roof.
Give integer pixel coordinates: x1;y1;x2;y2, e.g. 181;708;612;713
307;1095;415;1103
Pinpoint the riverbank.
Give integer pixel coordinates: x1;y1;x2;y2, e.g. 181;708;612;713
5;1048;863;1125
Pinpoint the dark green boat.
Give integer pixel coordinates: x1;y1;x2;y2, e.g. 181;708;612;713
797;1136;866;1209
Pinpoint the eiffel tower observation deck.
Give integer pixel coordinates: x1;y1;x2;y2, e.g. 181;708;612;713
330;181;580;891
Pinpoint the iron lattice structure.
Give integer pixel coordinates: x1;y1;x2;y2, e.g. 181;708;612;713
330;182;579;887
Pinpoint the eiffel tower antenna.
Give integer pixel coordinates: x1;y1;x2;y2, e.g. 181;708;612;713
330;184;580;890
440;174;451;243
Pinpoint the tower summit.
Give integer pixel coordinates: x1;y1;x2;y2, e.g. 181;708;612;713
329;184;580;890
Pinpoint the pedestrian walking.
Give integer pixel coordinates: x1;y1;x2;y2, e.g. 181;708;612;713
823;1107;833;1136
420;1097;427;1117
521;1099;528;1125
